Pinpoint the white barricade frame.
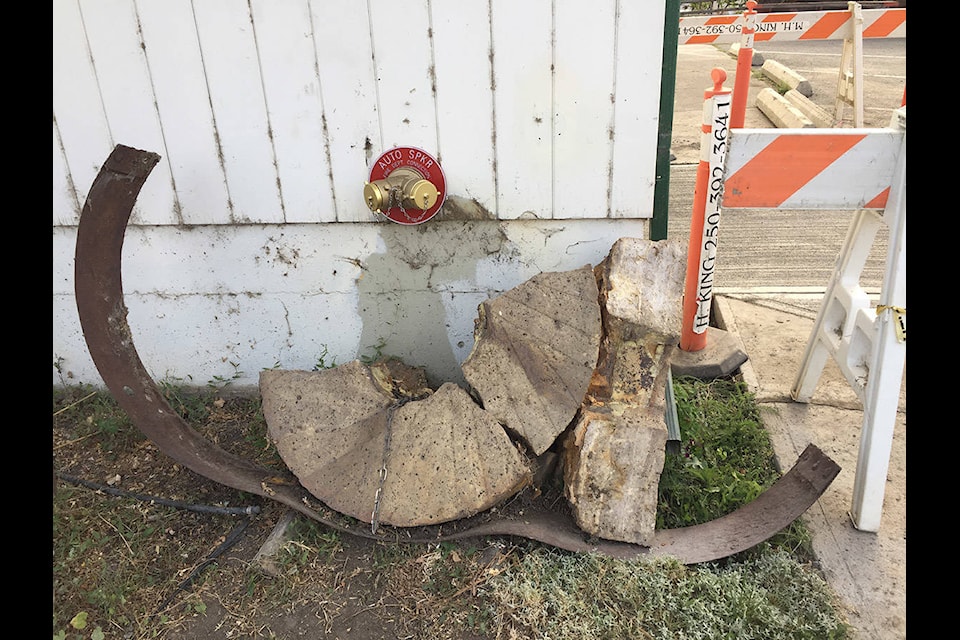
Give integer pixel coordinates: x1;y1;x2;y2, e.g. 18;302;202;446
720;107;906;533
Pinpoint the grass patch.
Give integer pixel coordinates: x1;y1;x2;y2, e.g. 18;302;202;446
488;547;849;640
53;375;851;639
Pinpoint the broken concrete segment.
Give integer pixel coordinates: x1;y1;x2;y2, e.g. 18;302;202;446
563;238;684;545
597;237;686;346
260;362;398;524
260;364;531;528
563;405;667;547
376;383;531;526
461;265;602;456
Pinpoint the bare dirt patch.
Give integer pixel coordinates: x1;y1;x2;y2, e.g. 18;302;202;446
53;386;536;639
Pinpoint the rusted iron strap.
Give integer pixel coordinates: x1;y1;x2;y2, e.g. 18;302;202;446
74;145;329;521
74;145;839;564
438;443;839;564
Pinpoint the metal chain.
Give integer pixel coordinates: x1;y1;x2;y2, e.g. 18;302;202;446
370;401;398;534
369;387;430;534
386;183;422;224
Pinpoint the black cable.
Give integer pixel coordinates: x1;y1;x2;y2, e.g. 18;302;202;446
55;471;261;516
152;517;252;616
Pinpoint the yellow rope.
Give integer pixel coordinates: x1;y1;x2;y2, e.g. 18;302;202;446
876;305;906;342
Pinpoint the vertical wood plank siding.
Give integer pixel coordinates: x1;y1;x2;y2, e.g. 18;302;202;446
52;0;661;225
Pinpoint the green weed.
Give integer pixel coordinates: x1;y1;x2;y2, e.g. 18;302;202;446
359;337;388;365
312;344;338;370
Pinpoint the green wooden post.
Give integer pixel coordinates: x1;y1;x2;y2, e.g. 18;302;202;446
651;0;681;241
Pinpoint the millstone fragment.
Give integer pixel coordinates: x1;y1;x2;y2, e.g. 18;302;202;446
563;237;685;545
259;361;400;524
461;265;602;455
376;382;532;526
259;361;531;528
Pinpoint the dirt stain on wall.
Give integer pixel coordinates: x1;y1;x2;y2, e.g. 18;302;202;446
357;218;510;388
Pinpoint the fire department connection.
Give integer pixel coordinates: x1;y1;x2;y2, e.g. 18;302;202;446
363;146;446;225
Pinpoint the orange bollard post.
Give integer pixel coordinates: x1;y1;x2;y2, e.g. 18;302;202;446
730;0;757;129
680;68;732;353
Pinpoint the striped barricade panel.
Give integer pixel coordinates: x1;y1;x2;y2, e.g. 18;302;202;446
721;129;902;209
678;7;905;45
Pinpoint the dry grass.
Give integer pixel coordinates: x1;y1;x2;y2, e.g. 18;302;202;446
53;381;852;640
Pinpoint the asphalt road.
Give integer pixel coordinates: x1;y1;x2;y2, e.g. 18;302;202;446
665;38;905;298
752;37;906;127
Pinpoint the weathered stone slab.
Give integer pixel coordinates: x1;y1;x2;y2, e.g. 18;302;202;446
563;404;668;546
598;237;686;346
563;238;684;545
377;382;531;526
260;362;530;528
260;361;398;524
462;266;602;455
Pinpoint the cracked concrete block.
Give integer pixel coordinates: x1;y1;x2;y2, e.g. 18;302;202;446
756;87;815;129
761;59;812;97
462;265;602;456
562;237;684;545
784;89;835;128
260;362;531;528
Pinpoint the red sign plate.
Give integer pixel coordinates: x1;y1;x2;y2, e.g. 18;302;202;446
368;146;447;225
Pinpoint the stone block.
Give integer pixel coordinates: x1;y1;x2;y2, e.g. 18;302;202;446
756;87;815;128
761;59;812;97
562;237;684;545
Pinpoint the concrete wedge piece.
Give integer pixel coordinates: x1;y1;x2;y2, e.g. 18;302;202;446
260;367;532;528
462;265;603;456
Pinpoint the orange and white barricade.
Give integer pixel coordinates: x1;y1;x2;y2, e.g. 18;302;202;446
721;107;906;533
677;4;905;45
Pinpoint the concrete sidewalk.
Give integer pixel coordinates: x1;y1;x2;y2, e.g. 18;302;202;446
713;294;906;640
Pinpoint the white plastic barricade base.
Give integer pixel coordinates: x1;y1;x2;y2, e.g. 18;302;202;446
721;106;905;533
792;209;880;403
790;113;905;533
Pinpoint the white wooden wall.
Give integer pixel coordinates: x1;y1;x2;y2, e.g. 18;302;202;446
53;0;667;389
53;0;666;226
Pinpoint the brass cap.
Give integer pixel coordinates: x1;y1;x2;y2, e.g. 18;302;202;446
405;179;439;210
363;182;386;212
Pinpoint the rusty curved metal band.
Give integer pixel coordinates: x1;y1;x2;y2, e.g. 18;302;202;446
74;144;840;565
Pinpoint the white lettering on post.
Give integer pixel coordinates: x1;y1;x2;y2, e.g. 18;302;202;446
694;92;731;334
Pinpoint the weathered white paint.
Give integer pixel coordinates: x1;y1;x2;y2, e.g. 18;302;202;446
371;0;438;152
54;220;646;388
136;0;232;225
53;124;78;227
250;0;337;223
611;1;666;218
491;0;553;219
307;1;380;223
52;1;666;388
53;0;664;223
431;0;497;216
553;0;616;219
194;0;284;223
52;0;114;226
